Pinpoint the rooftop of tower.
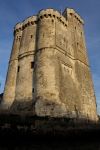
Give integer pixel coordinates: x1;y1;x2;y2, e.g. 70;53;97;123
14;8;84;33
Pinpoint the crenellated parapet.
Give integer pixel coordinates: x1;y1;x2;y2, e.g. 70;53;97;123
37;8;68;28
7;8;85;38
12;8;84;41
14;16;37;35
66;8;84;25
22;16;37;30
14;23;23;35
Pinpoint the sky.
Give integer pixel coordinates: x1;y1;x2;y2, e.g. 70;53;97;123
0;0;100;114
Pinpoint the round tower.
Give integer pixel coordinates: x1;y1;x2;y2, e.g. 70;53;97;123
34;9;66;117
2;23;23;109
12;16;37;111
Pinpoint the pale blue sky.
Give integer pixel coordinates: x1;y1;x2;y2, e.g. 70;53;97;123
0;0;100;114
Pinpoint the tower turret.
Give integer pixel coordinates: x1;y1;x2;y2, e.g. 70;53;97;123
2;23;23;109
11;16;37;111
34;9;69;117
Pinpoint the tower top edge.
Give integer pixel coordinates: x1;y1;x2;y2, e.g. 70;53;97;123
14;7;84;31
66;8;84;24
14;22;23;30
14;15;37;31
37;8;68;25
23;16;37;25
38;8;84;24
38;8;61;15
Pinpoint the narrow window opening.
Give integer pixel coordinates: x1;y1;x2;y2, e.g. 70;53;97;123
18;66;20;72
52;19;54;23
64;37;65;42
31;21;34;25
40;16;43;19
48;14;51;17
31;35;33;38
32;88;34;93
34;21;37;24
31;61;34;69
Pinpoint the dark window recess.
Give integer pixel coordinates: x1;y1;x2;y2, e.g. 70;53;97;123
31;35;33;38
18;66;20;72
32;88;34;93
52;19;54;23
64;37;65;42
31;61;34;68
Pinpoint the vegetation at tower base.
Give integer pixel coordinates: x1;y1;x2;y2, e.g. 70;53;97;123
0;112;100;139
0;6;98;131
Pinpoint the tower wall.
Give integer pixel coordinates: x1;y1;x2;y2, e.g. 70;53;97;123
54;11;81;118
66;8;97;120
35;9;67;117
12;16;37;111
2;23;22;109
1;8;98;121
33;8;98;120
34;9;80;118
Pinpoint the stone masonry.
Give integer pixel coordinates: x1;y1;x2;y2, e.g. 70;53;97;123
1;8;98;121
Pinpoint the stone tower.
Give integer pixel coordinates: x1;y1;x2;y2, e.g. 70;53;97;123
1;8;98;121
2;23;23;109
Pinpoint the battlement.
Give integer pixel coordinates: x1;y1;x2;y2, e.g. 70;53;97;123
67;8;84;24
14;8;84;35
14;16;37;35
38;8;61;17
38;8;68;28
38;8;62;19
14;23;23;35
22;16;37;29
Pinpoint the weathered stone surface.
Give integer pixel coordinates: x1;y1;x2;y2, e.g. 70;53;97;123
1;8;98;121
2;23;23;109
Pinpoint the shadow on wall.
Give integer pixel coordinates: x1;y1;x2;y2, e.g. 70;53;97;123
0;93;3;104
0;139;100;150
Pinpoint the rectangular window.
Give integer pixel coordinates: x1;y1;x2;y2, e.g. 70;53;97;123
31;61;34;69
31;35;33;38
18;66;20;72
32;88;34;93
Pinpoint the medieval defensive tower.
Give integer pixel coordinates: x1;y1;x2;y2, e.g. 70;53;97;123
1;8;98;121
